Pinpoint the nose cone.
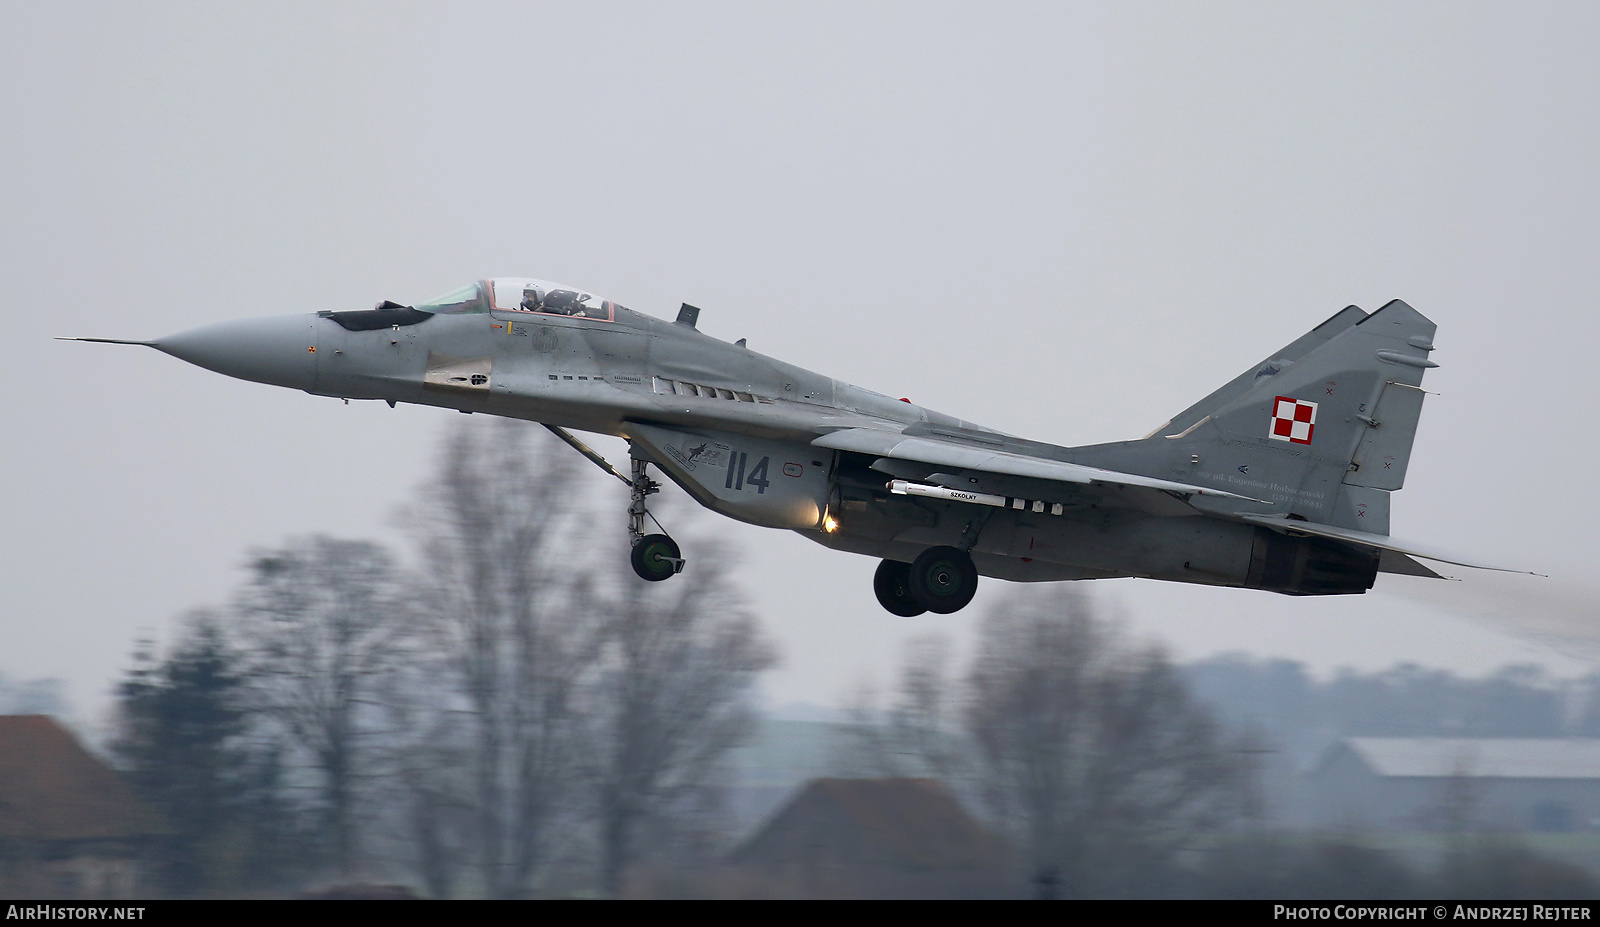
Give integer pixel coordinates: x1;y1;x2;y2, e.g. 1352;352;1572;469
155;315;319;392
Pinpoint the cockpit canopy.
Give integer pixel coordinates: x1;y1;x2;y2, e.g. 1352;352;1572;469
415;278;624;322
414;282;486;315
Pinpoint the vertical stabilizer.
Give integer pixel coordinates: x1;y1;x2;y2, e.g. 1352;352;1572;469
1074;300;1437;532
1153;305;1368;438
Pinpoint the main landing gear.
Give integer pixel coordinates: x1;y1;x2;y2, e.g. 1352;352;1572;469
873;545;980;616
873;560;925;617
628;457;684;583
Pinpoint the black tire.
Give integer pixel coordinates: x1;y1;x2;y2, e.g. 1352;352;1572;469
873;560;926;617
908;546;978;614
630;533;681;582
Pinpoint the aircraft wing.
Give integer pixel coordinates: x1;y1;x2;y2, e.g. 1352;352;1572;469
811;427;1266;502
1235;513;1539;575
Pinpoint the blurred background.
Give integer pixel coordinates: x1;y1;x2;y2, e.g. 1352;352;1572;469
4;0;1600;898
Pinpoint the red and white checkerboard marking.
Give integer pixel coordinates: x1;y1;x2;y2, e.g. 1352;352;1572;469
1269;396;1317;445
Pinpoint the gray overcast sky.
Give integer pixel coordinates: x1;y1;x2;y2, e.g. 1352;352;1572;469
5;2;1599;730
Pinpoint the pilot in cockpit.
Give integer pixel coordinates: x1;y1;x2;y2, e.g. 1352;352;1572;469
541;289;589;316
520;285;545;313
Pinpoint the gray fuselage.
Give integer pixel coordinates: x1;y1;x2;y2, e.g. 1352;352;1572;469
306;304;1266;589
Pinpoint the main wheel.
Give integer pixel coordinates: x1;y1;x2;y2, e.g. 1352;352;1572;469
630;533;681;582
908;546;979;614
873;560;926;617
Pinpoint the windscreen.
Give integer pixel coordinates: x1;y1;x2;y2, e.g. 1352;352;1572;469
415;281;489;314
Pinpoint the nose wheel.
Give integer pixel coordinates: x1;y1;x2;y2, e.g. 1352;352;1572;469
629;458;684;581
632;533;683;582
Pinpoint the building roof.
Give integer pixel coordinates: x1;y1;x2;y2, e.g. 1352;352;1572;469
730;777;1012;871
0;715;169;842
1337;738;1600;780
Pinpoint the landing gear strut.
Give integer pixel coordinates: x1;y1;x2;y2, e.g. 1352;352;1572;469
628;458;683;582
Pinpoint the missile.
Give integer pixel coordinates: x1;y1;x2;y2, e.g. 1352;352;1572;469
888;480;1064;515
888;479;1006;507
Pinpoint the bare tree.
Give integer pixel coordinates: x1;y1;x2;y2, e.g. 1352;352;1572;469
591;547;776;896
382;682;476;899
404;419;599;898
964;588;1243;898
833;635;966;782
233;536;411;875
113;612;291;893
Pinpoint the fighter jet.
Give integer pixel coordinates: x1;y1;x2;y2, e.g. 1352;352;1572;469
64;277;1529;616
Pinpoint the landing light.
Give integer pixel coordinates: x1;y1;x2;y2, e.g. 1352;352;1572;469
823;515;839;533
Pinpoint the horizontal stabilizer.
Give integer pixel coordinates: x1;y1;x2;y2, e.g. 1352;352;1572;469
1378;550;1448;580
814;428;1266;503
1236;513;1539;575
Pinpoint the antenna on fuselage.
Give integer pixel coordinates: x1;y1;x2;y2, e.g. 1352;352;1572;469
675;303;701;329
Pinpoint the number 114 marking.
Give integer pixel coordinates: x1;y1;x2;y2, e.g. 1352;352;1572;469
725;452;770;494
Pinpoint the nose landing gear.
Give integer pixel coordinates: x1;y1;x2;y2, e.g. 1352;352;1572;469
539;425;685;583
628;457;684;582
